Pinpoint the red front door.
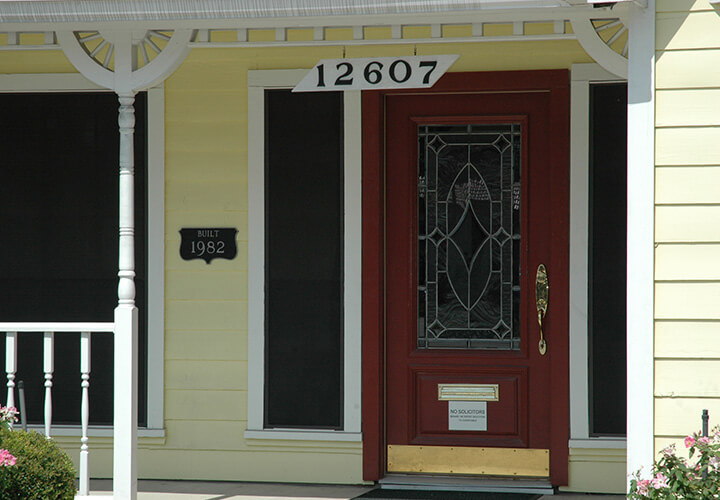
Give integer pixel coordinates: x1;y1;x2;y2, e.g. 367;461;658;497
362;70;570;485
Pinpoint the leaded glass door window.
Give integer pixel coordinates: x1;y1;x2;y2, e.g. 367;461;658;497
418;124;521;350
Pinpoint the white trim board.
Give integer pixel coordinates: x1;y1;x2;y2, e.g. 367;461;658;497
0;74;166;432
246;69;362;440
569;63;626;448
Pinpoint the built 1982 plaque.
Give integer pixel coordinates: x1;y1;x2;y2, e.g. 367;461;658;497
179;228;238;264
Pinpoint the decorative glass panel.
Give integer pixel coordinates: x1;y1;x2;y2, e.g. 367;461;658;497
418;124;521;350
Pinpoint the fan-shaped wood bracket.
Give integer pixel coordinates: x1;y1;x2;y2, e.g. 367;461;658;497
571;4;629;79
57;28;192;93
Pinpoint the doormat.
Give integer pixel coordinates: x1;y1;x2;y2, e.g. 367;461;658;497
353;490;542;500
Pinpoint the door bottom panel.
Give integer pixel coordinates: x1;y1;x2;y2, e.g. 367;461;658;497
387;444;550;477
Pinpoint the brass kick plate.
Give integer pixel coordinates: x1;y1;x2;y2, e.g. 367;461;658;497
387;444;550;477
437;384;499;402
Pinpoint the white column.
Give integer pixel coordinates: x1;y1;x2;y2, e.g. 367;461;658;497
114;91;138;500
626;0;655;487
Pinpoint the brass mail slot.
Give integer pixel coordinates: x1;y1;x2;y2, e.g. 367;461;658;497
437;383;499;402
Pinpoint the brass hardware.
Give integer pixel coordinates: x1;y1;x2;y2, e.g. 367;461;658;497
535;264;549;355
438;384;499;402
387;444;550;477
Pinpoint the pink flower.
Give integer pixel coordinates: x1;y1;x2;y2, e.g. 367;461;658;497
685;435;696;448
652;472;669;489
637;479;650;495
662;444;676;457
698;436;711;445
0;449;16;467
710;456;720;471
0;405;18;425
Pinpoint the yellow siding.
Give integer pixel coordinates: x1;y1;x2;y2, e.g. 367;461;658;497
0;50;75;73
442;25;472;38
657;11;720;50
656;206;720;242
656;50;720;89
656;321;720;358
655;0;720;461
657;0;715;13
656;167;720;203
656;89;720;127
656;283;720;319
655;399;720;435
656;244;720;280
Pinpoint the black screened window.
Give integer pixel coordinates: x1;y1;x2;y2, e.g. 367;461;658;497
588;82;627;436
0;92;148;426
264;89;344;429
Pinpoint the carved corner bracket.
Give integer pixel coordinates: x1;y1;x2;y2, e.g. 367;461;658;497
57;28;193;93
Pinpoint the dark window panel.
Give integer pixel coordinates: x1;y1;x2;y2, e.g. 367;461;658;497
589;83;627;437
264;89;344;429
0;92;148;426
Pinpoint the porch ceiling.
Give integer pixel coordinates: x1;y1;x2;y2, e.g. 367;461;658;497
0;0;591;25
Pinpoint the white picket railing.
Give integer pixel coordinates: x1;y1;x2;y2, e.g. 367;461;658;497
0;322;115;497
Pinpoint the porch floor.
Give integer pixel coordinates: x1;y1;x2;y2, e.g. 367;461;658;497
86;480;624;499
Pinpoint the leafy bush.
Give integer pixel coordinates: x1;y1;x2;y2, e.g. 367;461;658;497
629;426;720;499
0;429;76;500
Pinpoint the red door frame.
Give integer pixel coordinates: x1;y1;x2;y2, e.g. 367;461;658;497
361;70;570;485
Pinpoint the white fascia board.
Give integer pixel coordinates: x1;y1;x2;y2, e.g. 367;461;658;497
0;0;574;25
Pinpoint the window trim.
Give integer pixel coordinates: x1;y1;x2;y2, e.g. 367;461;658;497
246;69;362;441
0;73;165;434
568;63;626;449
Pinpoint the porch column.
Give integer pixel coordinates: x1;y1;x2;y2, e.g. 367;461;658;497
626;0;655;487
114;92;138;500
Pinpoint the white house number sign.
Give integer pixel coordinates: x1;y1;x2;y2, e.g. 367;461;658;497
293;55;459;92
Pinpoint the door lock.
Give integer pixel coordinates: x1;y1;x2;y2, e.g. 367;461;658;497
535;264;549;356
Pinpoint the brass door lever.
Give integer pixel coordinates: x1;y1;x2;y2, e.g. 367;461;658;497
535;264;549;356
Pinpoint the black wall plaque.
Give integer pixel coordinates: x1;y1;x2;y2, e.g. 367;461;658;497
179;228;238;264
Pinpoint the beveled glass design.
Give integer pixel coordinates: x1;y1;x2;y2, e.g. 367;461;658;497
417;124;521;350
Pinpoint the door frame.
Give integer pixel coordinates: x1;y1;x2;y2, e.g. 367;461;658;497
361;70;570;484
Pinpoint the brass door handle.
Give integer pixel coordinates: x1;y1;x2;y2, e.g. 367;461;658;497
535;264;549;356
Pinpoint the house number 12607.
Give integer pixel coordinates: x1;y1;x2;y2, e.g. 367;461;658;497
316;60;437;87
293;55;460;92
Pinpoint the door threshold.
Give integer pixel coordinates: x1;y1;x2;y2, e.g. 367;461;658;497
379;474;555;495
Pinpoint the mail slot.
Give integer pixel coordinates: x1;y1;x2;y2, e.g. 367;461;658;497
437;384;499;402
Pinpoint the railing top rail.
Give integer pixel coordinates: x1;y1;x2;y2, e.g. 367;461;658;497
0;322;114;332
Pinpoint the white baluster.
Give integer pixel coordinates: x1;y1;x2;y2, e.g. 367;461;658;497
79;332;91;496
5;332;17;413
43;331;54;438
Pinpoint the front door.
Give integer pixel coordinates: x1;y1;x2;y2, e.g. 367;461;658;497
378;71;569;485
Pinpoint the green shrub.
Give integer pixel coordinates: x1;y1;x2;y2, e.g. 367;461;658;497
0;429;76;500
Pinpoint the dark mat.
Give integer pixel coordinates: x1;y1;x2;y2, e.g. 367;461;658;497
353;490;542;500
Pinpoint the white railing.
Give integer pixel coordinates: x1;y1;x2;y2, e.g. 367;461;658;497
0;322;114;497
